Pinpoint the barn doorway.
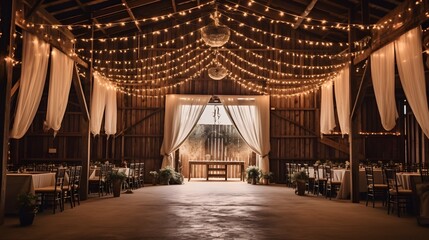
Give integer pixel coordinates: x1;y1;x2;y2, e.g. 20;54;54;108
179;100;255;180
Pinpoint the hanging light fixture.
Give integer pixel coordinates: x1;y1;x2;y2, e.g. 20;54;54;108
208;51;228;80
208;65;228;80
201;9;230;47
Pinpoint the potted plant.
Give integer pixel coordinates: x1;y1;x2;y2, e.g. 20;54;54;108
149;171;159;185
292;171;309;196
246;166;261;185
107;171;127;197
159;166;174;185
262;172;274;185
17;192;38;226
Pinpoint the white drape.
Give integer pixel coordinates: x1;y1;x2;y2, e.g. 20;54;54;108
395;27;429;137
320;81;336;135
160;95;211;168
370;42;398;131
105;87;117;135
90;73;107;135
44;48;74;136
219;95;270;173
10;32;50;139
334;65;350;135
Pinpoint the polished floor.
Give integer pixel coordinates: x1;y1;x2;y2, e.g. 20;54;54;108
1;181;428;239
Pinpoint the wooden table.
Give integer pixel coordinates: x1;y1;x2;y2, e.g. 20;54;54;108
188;160;245;181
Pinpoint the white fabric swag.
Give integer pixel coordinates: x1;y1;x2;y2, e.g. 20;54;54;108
44;48;74;136
334;65;350;135
90;73;107;135
104;87;117;135
218;95;270;173
10;32;50;139
395;27;429;137
370;42;398;131
160;95;211;168
320;81;336;135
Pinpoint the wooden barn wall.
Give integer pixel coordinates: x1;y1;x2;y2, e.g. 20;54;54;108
10;10;429;184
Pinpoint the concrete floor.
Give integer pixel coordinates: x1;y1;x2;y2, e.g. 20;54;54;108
1;181;428;240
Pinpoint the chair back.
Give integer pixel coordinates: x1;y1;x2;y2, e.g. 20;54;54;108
364;165;375;186
385;168;399;192
325;165;333;182
55;168;66;192
420;166;429;183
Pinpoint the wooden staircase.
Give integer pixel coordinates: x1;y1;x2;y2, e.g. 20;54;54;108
207;164;227;180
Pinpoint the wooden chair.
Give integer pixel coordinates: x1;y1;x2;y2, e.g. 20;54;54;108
385;168;413;217
35;168;65;214
71;166;82;206
325;166;341;200
127;162;137;189
365;165;388;207
62;166;74;209
88;164;109;196
303;164;315;194
313;165;327;196
137;162;145;188
420;166;429;183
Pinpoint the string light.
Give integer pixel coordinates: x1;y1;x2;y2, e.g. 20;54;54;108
96;49;213;83
16;1;214;30
219;13;370;49
227;28;366;59
223;0;426;31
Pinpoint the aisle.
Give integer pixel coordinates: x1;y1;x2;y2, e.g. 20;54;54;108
1;182;428;239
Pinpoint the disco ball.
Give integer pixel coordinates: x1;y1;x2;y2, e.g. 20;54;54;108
208;66;227;80
201;23;230;47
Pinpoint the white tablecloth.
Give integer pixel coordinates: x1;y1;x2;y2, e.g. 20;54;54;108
5;173;56;214
396;172;420;190
336;169;383;199
89;167;132;180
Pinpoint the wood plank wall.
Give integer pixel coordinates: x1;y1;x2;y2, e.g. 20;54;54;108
8;11;428;184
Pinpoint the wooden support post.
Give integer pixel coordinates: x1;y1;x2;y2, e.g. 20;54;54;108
349;5;359;203
0;0;16;224
80;21;95;200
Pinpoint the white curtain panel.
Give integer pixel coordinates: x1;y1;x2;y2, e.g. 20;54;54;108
104;86;117;135
160;94;211;168
334;65;350;135
370;42;398;131
395;27;429;137
10;32;50;139
44;48;74;136
320;81;336;135
90;73;107;135
219;95;271;173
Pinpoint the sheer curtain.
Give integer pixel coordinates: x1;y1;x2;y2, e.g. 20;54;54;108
334;65;350;135
90;73;107;135
395;27;429;137
104;86;117;135
320;81;336;135
219;95;270;173
10;32;50;139
44;48;74;136
370;42;398;131
160;94;211;168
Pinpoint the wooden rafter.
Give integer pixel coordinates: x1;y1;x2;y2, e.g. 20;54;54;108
293;0;318;29
25;0;44;20
121;0;143;33
171;0;177;12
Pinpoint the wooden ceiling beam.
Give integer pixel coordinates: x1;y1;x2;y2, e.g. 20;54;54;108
25;0;44;20
22;0;76;40
354;0;429;65
121;0;143;33
293;0;318;29
171;0;177;12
